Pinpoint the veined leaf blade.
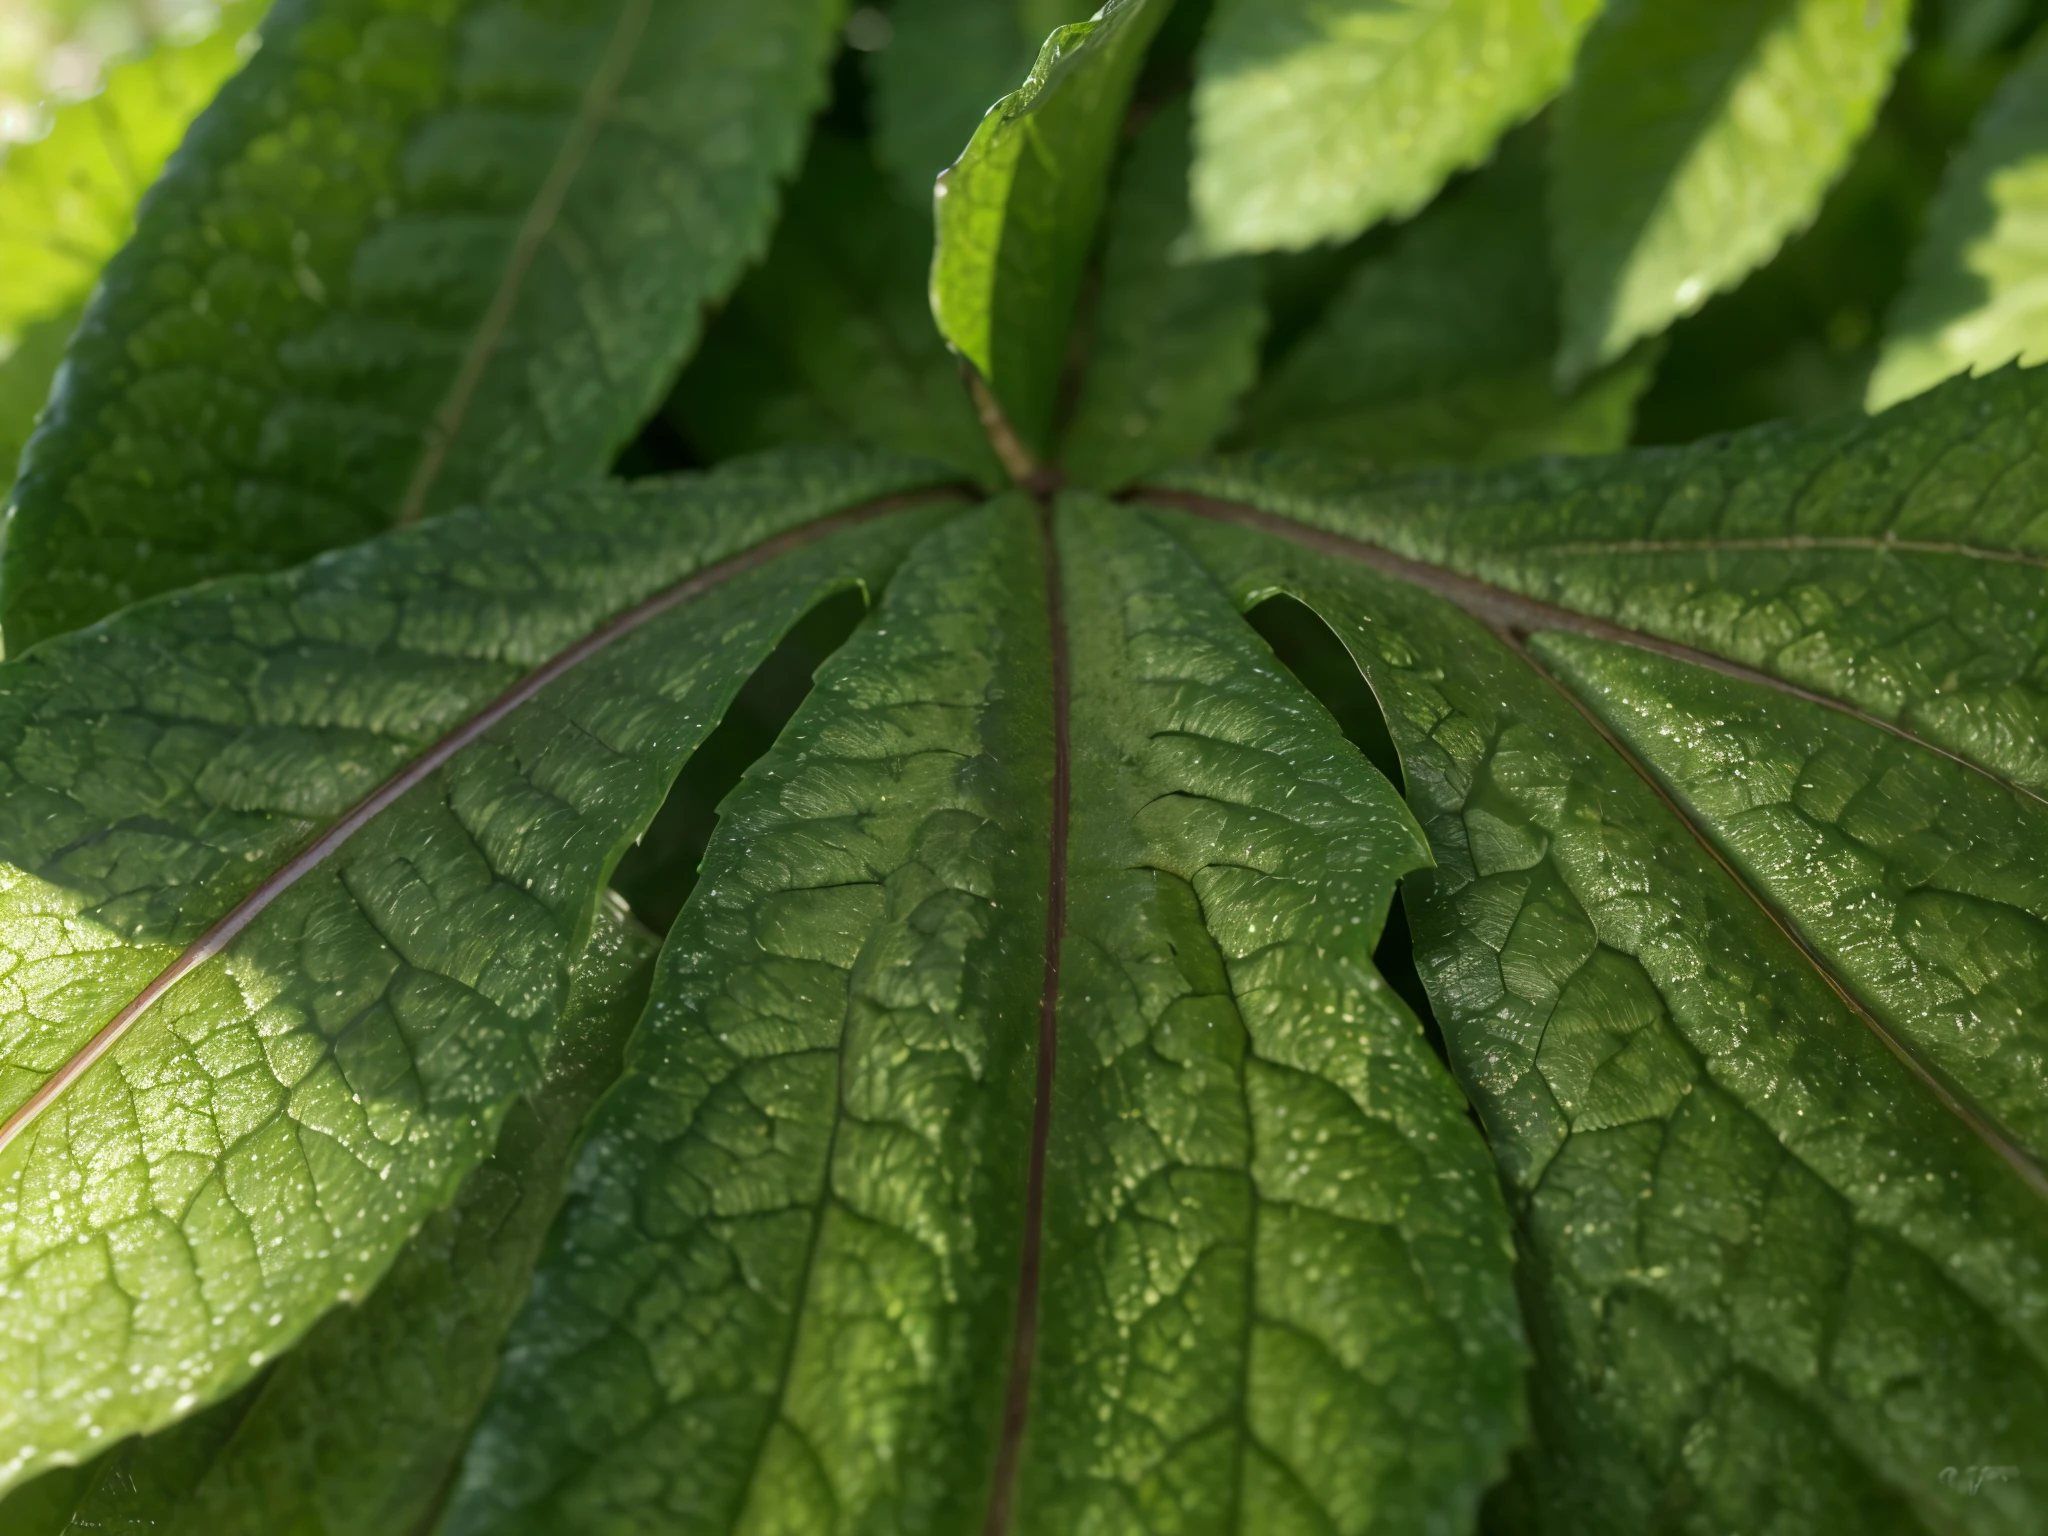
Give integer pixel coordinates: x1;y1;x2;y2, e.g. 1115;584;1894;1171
0;448;958;1489
1552;0;1910;380
3;0;844;651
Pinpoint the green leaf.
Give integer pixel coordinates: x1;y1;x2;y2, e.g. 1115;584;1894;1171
0;893;657;1534
442;492;1523;1535
929;0;1173;463
0;447;958;1491
1188;0;1601;256
1056;98;1266;490
1552;0;1911;382
1232;133;1654;470
0;3;261;499
2;0;845;652
666;131;1003;486
1868;31;2048;410
868;0;1095;209
1146;364;2048;1528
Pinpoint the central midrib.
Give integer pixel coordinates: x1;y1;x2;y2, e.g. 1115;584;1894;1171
982;496;1073;1536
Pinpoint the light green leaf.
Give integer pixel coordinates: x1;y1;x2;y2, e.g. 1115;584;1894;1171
666;131;1003;486
2;0;845;652
1233;133;1654;469
1147;363;2048;1528
0;448;958;1491
0;3;261;499
929;0;1172;462
1189;0;1601;256
1868;31;2048;410
869;0;1096;209
0;894;657;1534
443;492;1523;1536
1552;0;1911;382
1057;99;1267;490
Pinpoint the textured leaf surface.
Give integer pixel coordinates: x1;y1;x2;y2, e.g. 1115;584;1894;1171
1188;0;1600;256
1147;366;2048;1529
929;0;1171;458
1233;136;1652;470
1868;31;2048;409
667;132;1001;485
1006;498;1522;1534
0;449;952;1490
0;4;260;498
3;0;843;650
1057;101;1266;491
0;895;656;1534
446;499;1055;1534
1552;0;1910;380
448;491;1523;1535
869;0;1092;208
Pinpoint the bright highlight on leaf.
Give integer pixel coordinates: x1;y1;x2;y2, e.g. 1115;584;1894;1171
1869;30;2048;408
1551;0;1910;382
1189;0;1602;255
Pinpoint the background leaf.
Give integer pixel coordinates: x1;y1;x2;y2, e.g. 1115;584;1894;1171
1233;131;1654;470
929;0;1172;461
1552;0;1911;381
1057;98;1266;490
0;1;261;501
1868;29;2048;409
1188;0;1601;256
2;0;844;652
666;131;1003;486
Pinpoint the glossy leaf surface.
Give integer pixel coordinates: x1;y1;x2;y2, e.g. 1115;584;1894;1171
3;0;844;650
1188;0;1601;255
929;0;1171;459
0;449;952;1489
1869;31;2048;409
1552;0;1910;379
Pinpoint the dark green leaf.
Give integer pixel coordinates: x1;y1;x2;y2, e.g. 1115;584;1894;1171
1188;0;1600;255
1057;99;1266;490
929;0;1173;462
1869;30;2048;409
1148;365;2048;1528
3;0;844;651
1552;0;1910;381
666;131;1003;485
1232;134;1652;470
0;448;956;1490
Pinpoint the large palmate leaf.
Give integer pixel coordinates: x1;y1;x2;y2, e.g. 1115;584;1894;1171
2;0;844;651
0;0;262;500
1551;0;1911;381
1149;363;2048;1530
0;894;656;1534
0;447;959;1489
929;0;1171;463
1868;30;2048;410
1188;0;1602;256
1233;132;1653;470
443;494;1521;1536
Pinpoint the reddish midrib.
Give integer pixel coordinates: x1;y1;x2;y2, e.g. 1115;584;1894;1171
983;497;1072;1536
0;488;964;1157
